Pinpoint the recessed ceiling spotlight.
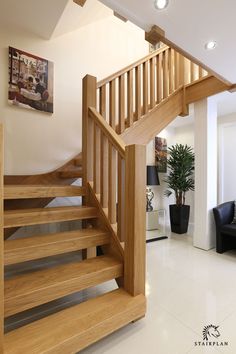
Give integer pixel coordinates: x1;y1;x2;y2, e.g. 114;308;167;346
154;0;169;10
205;41;217;50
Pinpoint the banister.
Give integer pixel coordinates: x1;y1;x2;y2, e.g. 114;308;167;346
97;45;169;88
88;107;126;158
0;124;3;351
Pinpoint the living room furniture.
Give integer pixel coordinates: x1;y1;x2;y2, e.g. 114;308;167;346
146;165;160;211
213;201;236;253
146;209;167;243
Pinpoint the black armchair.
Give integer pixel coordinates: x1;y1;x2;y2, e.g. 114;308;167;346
213;201;236;253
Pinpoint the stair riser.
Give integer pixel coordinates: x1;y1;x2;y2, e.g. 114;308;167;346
4;208;98;228
5;234;110;265
5;264;123;317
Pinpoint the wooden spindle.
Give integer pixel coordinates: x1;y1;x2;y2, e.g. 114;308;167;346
190;62;195;83
163;49;169;98
150;57;155;109
124;144;146;296
118;75;125;133
108;143;117;224
199;66;204;79
127;70;134;127
93;123;100;194
174;51;180;89
135;65;141;121
117;155;125;241
143;61;148;115
0;125;3;353
109;80;116;129
156;53;163;103
179;54;185;86
169;49;175;94
99;85;106;120
100;133;108;208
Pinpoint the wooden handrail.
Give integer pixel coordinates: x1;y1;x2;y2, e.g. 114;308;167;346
97;45;169;88
0;124;3;352
89;107;125;158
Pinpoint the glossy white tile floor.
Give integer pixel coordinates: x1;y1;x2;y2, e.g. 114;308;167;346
80;231;236;354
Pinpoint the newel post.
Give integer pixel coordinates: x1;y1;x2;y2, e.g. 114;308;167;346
82;75;97;259
0;125;4;352
82;75;97;185
124;144;146;296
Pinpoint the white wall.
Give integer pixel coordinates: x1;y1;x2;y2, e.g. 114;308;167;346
218;113;236;203
0;16;148;174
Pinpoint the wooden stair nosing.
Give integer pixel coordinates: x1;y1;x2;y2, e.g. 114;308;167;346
4;206;98;228
4;255;123;317
4;185;86;199
4;228;110;265
4;289;146;354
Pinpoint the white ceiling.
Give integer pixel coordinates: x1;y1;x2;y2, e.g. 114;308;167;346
0;0;111;39
52;0;112;38
0;0;69;39
100;0;236;83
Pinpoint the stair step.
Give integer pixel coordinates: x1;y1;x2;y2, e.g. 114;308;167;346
4;228;109;265
4;289;146;354
4;185;86;199
5;255;123;317
4;206;98;228
59;166;83;179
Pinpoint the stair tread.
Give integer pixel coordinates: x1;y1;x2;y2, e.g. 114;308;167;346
4;228;110;265
4;205;98;228
5;255;123;317
4;185;86;199
4;289;146;354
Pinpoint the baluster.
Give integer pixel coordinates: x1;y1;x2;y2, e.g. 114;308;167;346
118;74;125;133
117;155;125;241
163;49;169;98
135;65;141;120
109;80;116;129
143;61;148;115
156;53;163;103
100;133;108;208
174;51;180;89
179;54;185;86
93;123;100;194
127;69;134;127
190;62;195;83
199;66;204;79
108;143;117;224
150;57;155;109
99;85;106;120
169;48;175;94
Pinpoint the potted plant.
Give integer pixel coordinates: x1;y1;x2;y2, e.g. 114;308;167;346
164;144;194;234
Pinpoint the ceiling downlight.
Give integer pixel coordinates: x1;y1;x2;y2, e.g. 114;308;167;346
154;0;169;10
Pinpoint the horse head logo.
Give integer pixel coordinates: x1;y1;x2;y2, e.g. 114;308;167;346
203;325;220;341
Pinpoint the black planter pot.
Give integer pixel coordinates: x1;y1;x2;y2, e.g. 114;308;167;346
169;204;190;234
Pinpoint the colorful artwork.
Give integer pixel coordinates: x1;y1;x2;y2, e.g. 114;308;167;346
8;47;53;113
155;137;167;173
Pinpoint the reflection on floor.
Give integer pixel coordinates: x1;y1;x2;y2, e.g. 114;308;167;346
6;230;236;354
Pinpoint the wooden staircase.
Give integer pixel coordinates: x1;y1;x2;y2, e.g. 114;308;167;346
0;44;233;353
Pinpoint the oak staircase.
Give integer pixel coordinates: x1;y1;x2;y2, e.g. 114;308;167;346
0;44;233;353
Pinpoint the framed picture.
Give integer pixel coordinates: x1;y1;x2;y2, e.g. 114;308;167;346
8;47;54;113
155;137;167;173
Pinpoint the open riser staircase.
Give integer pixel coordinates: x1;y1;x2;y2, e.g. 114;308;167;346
0;43;233;353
